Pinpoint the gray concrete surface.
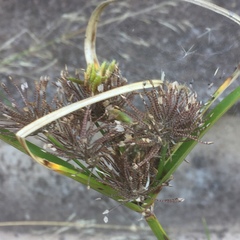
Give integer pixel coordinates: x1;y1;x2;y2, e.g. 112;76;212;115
0;115;240;239
0;0;240;239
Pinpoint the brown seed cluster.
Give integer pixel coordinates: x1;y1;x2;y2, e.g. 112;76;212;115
0;64;204;204
139;81;203;146
0;77;54;131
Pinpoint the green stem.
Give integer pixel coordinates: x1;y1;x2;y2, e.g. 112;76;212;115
145;211;169;240
156;145;168;179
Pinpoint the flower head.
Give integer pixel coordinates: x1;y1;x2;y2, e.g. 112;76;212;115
142;81;203;145
0;77;54;132
0;66;205;206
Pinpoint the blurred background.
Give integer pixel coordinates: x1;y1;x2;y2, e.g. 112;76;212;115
0;0;239;239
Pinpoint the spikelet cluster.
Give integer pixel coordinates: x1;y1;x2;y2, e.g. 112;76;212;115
0;62;204;203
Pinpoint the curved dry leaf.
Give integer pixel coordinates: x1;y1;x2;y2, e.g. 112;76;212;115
84;0;115;68
201;64;240;114
16;80;163;138
181;0;240;26
16;80;164;162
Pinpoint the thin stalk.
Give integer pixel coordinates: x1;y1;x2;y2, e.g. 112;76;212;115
202;218;211;240
145;211;169;240
156;145;168;179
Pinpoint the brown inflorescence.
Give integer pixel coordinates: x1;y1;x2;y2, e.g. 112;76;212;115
0;64;205;204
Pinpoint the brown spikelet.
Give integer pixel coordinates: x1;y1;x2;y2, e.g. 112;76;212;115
0;77;54;132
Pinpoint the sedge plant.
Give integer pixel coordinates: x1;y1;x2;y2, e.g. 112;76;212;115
0;1;240;239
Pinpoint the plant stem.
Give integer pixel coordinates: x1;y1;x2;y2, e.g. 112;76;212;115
145;211;169;240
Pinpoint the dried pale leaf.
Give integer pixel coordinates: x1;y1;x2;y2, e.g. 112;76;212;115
202;64;240;114
16;80;164;171
181;0;240;26
16;80;164;138
84;0;115;67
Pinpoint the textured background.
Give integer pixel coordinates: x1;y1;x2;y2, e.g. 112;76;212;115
0;0;240;239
